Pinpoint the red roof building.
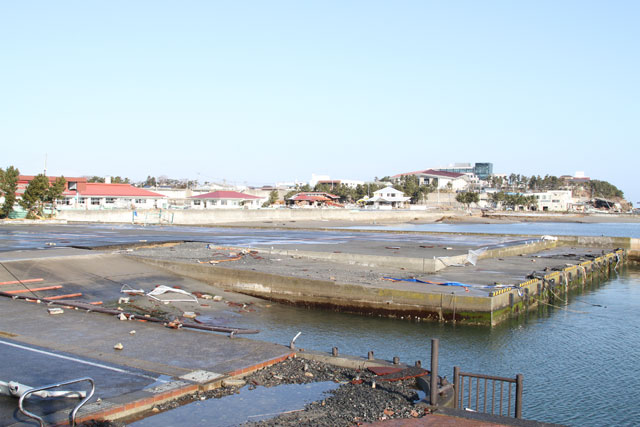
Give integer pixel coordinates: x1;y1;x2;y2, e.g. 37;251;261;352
81;183;165;198
286;192;343;207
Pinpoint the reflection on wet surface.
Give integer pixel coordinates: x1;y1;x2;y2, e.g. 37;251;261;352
131;382;339;427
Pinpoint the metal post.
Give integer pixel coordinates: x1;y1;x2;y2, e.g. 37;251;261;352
515;374;523;419
430;338;439;406
453;366;460;409
368;351;374;360
332;347;338;357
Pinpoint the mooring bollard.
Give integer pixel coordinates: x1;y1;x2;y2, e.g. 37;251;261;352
393;356;399;365
332;347;338;357
430;338;439;406
368;351;374;360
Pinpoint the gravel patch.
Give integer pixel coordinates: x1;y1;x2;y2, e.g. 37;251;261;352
124;357;428;426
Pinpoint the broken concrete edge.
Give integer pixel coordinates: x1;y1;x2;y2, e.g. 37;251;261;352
69;351;295;425
71;348;403;424
295;348;404;371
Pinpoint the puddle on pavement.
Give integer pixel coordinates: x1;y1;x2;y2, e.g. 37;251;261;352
130;381;339;426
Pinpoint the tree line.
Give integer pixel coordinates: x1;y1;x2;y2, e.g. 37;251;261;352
281;175;438;204
489;174;624;199
0;167;66;218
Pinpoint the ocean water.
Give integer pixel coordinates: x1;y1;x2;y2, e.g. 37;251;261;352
340;221;640;238
233;267;640;426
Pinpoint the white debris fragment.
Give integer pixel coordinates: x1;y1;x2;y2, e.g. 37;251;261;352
118;297;130;304
48;308;64;315
113;343;124;350
213;295;223;302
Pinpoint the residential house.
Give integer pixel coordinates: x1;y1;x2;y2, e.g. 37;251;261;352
287;192;342;207
190;191;264;209
527;190;573;212
363;186;411;209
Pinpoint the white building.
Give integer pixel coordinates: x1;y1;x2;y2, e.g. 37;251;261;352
190;191;264;209
364;186;411;209
527;190;573;212
61;183;167;210
391;169;470;191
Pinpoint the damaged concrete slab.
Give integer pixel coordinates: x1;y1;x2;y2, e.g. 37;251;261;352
0;250;294;425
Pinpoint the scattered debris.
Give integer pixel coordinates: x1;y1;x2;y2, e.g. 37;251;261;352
120;284;144;295
47;307;64;315
129;330;136;335
147;285;199;304
182;312;197;319
118;297;130;304
113;343;123;350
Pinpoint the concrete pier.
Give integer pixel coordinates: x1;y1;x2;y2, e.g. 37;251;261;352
131;237;628;326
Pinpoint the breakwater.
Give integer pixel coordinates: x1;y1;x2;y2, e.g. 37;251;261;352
131;239;626;326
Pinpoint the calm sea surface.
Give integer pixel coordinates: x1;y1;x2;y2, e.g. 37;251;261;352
340;221;640;238
225;222;639;426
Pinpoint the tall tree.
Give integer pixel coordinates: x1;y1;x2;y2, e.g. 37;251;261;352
0;166;20;217
45;176;66;216
263;190;279;207
456;191;480;210
20;174;49;218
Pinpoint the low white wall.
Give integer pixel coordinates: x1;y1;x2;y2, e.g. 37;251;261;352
57;208;450;225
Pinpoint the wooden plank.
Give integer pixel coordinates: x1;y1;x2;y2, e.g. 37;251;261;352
5;286;63;294
0;278;44;286
45;293;83;300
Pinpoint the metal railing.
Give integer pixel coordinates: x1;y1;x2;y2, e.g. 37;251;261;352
453;367;523;418
18;377;95;427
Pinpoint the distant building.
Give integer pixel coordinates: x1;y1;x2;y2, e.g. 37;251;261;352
526;190;573;212
287;192;342;207
431;162;494;180
16;176;167;210
390;169;469;191
63;183;167;210
190;191;263;209
560;171;591;184
311;173;365;189
363;186;411;209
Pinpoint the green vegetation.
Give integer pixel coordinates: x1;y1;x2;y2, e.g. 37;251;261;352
0;166;20;217
20;174;49;218
455;191;480;209
392;175;434;204
489;192;537;210
18;174;66;218
45;176;67;216
263;190;279;207
587;180;624;199
492;173;624;200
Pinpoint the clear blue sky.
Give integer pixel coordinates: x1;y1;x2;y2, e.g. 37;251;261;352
1;1;638;203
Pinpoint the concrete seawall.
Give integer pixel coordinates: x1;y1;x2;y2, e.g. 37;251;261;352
57;208;448;225
132;247;625;326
